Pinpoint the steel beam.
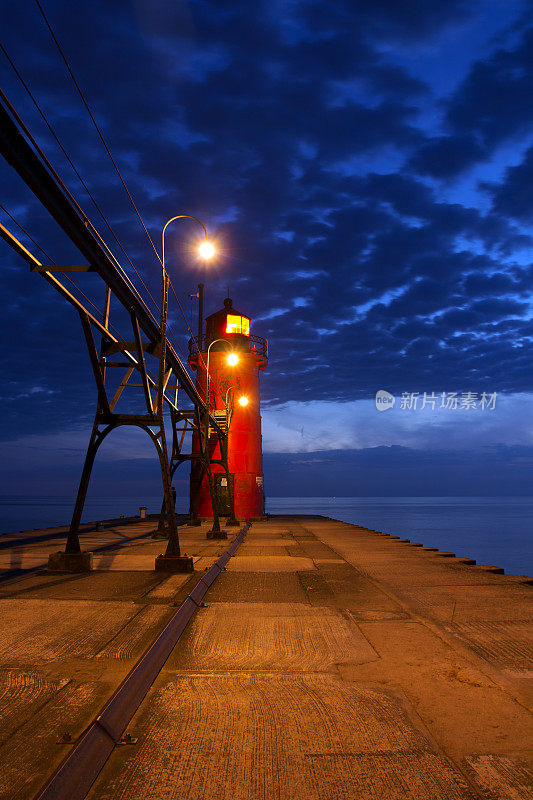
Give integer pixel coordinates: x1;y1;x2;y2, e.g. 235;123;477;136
0;96;221;427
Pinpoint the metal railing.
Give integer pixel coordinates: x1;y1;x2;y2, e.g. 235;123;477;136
189;333;268;361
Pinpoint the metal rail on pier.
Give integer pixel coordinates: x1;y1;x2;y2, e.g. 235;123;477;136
34;523;250;800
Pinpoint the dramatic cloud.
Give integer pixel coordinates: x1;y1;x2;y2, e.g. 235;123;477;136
0;0;532;495
489;143;533;222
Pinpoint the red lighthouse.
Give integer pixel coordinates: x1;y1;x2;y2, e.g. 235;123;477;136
188;297;268;522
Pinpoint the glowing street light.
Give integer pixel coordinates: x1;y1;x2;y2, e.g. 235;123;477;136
199;240;215;260
205;339;239;411
158;213;214;554
224;386;248;412
160;213;215;408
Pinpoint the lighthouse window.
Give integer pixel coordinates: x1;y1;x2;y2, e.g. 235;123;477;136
226;314;250;336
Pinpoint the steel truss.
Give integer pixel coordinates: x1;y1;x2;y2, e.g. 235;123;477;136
0;95;227;562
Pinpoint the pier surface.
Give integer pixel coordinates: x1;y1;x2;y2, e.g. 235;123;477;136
0;515;531;799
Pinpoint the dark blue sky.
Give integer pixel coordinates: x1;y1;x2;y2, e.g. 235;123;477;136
1;0;532;497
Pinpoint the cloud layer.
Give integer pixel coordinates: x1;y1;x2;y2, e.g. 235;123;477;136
0;0;531;479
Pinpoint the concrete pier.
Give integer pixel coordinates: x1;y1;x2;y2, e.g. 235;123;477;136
0;516;531;799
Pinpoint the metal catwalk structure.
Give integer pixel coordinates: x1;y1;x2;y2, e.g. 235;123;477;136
0;92;227;571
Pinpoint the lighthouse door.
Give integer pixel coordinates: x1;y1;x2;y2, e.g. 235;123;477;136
214;473;233;516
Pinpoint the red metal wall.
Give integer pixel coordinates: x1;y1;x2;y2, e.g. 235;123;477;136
190;349;266;519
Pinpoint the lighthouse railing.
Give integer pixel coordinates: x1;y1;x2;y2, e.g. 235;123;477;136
188;333;268;361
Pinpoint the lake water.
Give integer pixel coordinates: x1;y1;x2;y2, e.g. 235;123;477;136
268;497;533;578
0;495;531;578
